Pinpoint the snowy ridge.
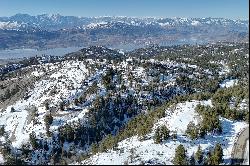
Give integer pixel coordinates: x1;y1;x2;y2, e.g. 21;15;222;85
0;14;248;31
0;14;248;50
0;21;23;30
0;56;179;149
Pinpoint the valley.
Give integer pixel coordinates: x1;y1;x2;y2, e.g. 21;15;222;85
0;14;248;50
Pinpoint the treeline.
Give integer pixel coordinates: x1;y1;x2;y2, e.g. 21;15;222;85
89;82;249;155
173;143;223;165
212;84;249;122
0;85;20;102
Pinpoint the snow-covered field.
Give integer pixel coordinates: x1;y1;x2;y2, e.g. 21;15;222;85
79;100;248;165
153;100;212;134
219;79;238;88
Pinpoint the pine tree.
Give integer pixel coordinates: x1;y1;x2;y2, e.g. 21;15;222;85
45;102;49;110
161;125;170;140
172;130;177;140
195;145;203;164
186;121;199;140
59;102;64;111
189;153;195;165
206;150;213;165
44;114;53;125
154;127;161;144
212;143;223;165
29;131;38;149
91;142;99;154
154;126;170;144
173;144;187;165
0;125;4;136
74;98;79;106
10;107;15;112
203;156;209;165
44;114;53;137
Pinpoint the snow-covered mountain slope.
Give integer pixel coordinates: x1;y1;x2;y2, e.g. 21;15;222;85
0;57;178;146
0;21;22;30
0;14;248;31
0;14;248;50
0;43;248;165
0;59;108;164
79;100;248;165
0;60;90;147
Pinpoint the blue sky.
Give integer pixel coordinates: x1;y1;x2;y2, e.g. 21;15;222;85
0;0;248;19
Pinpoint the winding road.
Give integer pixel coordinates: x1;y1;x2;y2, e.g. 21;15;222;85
231;126;249;165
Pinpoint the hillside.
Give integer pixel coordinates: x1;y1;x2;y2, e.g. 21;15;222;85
79;100;247;165
0;42;249;165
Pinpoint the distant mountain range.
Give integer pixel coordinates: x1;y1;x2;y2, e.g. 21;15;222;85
0;14;248;50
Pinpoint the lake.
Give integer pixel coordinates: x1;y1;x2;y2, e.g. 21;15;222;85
0;47;83;60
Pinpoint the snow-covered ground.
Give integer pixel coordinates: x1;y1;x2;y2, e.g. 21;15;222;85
153;100;212;134
0;60;93;148
0;153;3;164
79;100;248;165
0;53;248;165
0;57;179;150
218;61;230;76
219;79;238;88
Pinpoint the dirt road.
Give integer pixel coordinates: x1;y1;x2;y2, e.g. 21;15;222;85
231;126;249;165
